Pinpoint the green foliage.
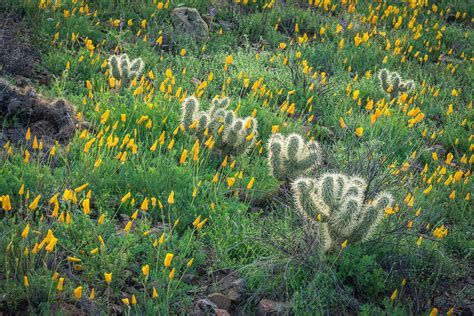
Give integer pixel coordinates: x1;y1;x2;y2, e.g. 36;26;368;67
0;0;472;314
336;248;388;300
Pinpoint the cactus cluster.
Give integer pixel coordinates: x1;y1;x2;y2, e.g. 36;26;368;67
181;96;258;156
267;133;322;182
378;68;415;99
291;173;394;252
107;54;144;90
181;96;212;135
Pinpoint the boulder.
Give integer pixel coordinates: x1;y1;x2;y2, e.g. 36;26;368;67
171;7;208;39
0;78;77;150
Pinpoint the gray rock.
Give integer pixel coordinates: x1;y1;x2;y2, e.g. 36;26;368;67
224;278;245;302
171;7;208;39
193;298;218;316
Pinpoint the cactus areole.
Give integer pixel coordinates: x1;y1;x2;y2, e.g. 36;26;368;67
292;173;394;252
181;96;258;156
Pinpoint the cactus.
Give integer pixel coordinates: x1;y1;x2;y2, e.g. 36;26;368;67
180;96;258;156
209;97;230;115
291;173;394;253
206;97;231;133
212;107;258;156
378;68;415;99
267;133;322;182
229;117;258;155
181;97;211;134
107;54;144;90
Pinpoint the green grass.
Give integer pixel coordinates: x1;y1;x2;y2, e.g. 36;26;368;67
0;0;472;314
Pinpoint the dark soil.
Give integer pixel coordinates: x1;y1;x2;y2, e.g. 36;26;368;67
0;13;38;77
0;10;78;154
0;12;51;84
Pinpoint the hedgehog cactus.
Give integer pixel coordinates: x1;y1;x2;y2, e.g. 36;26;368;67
107;54;144;90
378;68;415;99
267;133;322;182
291;173;394;252
180;96;258;156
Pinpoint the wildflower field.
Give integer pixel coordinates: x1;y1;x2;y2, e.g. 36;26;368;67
0;0;472;314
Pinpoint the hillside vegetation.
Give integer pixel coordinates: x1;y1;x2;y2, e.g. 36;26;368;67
0;0;472;314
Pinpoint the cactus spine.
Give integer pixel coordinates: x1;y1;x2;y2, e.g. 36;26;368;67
181;96;210;134
107;54;144;90
291;173;394;252
180;96;258;156
378;68;415;99
267;133;322;182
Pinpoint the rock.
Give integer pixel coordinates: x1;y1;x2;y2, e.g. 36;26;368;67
207;293;232;311
0;77;77;151
171;7;208;39
208;270;246;303
223;278;245;302
216;309;230;316
256;299;289;316
226;287;242;302
120;214;131;222
193;298;218;316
